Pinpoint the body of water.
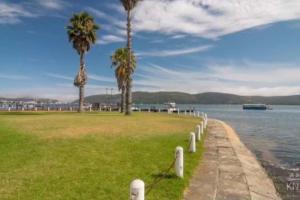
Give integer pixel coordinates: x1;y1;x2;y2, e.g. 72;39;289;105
189;104;300;199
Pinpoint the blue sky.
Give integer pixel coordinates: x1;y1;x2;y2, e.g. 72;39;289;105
1;0;300;101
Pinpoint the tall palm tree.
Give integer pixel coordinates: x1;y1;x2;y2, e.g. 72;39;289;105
67;12;99;112
120;0;139;115
111;48;136;113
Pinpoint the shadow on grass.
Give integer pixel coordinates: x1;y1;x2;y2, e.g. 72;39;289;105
151;172;177;179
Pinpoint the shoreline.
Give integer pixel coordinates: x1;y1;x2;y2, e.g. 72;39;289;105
183;119;281;200
219;120;281;199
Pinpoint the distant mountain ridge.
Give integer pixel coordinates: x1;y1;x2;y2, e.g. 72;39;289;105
84;92;300;105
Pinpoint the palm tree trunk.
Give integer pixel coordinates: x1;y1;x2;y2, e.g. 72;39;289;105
79;85;84;112
125;8;132;115
78;53;85;113
121;85;126;113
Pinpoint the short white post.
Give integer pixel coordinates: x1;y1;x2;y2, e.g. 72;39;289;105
189;110;192;116
109;107;112;112
130;179;145;200
193;112;196;117
139;108;141;112
89;107;92;112
148;108;150;113
158;108;161;113
196;125;201;141
70;107;72;112
22;107;24;111
34;107;37;111
175;146;184;178
189;132;196;153
8;107;11;112
59;107;62;111
177;109;180;115
201;121;204;134
47;107;50;112
184;110;187;115
197;111;200;117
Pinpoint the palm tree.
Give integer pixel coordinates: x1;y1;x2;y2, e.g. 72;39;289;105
120;0;139;115
67;12;99;112
111;48;136;113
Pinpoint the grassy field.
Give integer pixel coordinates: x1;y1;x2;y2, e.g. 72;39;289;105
0;112;205;200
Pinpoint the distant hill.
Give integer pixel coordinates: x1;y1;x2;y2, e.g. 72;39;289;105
84;92;300;105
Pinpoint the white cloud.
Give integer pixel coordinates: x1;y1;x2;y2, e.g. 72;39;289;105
0;82;118;102
0;2;36;24
45;73;73;81
133;0;300;38
171;35;187;39
136;45;212;57
0;73;30;80
0;1;67;24
86;7;126;30
36;0;67;10
97;35;126;45
89;74;115;83
133;61;300;96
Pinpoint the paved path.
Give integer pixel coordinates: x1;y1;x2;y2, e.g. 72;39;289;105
183;119;281;200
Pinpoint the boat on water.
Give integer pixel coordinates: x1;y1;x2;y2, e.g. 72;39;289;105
164;102;178;113
243;104;271;110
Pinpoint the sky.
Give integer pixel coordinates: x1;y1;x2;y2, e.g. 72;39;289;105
1;0;300;101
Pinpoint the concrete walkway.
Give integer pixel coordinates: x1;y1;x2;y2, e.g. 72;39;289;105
183;119;281;200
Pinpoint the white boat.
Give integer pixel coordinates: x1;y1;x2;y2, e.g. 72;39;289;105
164;102;178;113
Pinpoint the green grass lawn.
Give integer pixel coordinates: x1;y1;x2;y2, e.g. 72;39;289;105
0;112;205;200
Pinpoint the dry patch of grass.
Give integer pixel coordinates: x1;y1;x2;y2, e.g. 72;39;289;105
0;112;197;139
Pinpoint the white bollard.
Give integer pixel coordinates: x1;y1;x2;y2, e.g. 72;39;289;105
148;108;150;113
175;146;184;178
89;107;92;112
189;110;192;116
184;110;187;115
8;107;11;112
59;107;62;111
99;107;102;112
158;108;161;113
70;107;73;112
189;132;196;153
196;125;201;141
34;107;38;111
139;108;141;112
22;107;24;111
201;121;204;134
109;107;112;112
47;107;50;112
197;111;200;117
177;109;180;115
130;179;145;200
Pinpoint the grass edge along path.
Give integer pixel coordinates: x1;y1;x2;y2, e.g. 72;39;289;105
0;112;206;200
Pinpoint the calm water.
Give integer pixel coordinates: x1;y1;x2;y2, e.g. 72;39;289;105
187;104;300;199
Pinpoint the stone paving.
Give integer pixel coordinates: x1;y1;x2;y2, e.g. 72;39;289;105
183;119;281;200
